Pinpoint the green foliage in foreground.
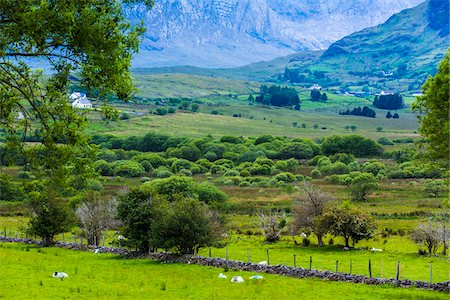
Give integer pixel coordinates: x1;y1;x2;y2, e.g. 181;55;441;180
0;243;447;300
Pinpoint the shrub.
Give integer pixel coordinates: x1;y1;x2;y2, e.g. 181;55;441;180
156;170;173;178
321;135;383;157
111;160;145;178
377;137;394;146
273;172;296;183
155;108;168;115
220;136;243;144
311;168;321;178
94;160;114;176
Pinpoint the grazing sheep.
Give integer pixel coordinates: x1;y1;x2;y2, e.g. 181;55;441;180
52;272;68;278
258;261;268;265
370;247;382;252
343;247;350;251
249;275;264;280
218;273;227;279
118;235;125;240
231;276;244;283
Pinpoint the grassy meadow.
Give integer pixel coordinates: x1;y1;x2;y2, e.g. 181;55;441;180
0;243;447;300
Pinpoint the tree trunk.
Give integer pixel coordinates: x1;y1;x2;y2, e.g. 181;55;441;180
317;234;323;247
344;237;350;248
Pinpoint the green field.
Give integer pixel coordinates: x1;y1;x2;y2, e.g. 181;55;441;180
0;243;446;300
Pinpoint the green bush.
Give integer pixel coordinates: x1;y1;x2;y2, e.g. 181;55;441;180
112;160;145;177
273;172;296;183
377;137;394;146
94;160;113;176
311;168;321;178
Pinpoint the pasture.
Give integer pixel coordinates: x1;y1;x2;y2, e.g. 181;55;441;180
0;243;447;299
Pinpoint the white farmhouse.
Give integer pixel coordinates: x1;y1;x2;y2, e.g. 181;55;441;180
70;92;92;109
309;83;322;90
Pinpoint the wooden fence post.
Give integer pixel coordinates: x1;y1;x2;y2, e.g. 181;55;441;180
3;227;6;237
309;256;312;270
368;259;372;278
350;260;352;274
294;254;297;268
225;245;228;260
429;262;432;284
336;260;339;273
62;233;65;243
396;261;400;281
247;248;250;263
266;249;270;265
209;248;211;258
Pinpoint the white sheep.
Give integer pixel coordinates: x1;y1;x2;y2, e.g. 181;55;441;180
218;273;227;279
52;272;68;278
257;261;268;265
230;276;244;283
370;247;383;252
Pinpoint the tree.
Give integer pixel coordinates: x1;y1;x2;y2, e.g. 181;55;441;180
292;186;333;246
413;49;449;163
151;198;223;254
411;221;441;254
348;172;379;201
321;93;328;101
393;113;400;119
386;111;393;118
423;179;446;197
75;195;119;246
310;90;321;101
191;103;200;112
27;190;75;246
350;125;357;132
322;201;376;248
377;127;383;132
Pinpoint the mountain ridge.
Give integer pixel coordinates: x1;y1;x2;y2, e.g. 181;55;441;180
127;0;424;68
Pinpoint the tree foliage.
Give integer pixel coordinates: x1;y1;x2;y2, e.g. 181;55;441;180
256;85;300;108
413;49;449;163
373;93;404;109
322;202;376;247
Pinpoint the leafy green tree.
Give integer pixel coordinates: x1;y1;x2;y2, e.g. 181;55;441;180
191;103;200;112
27;190;75;246
322;201;376;248
321;93;328;101
350;125;357;132
348;172;379;201
413;49;449;163
310;90;321;101
151;198;223;254
423;179;446;197
117;187;155;251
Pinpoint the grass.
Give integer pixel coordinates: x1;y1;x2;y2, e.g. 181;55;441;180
0;243;447;299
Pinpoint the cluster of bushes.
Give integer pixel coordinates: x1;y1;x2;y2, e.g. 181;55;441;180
310;90;328;102
117;176;226;253
255;85;300;109
373;93;404;109
386;162;447;179
386;111;399;119
339;106;376;118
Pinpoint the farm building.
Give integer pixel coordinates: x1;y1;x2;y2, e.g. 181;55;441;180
70;92;92;109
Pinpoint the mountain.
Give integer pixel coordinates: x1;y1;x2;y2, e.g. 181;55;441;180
126;0;424;68
283;0;449;88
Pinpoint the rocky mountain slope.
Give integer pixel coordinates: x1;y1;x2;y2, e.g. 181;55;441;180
126;0;424;68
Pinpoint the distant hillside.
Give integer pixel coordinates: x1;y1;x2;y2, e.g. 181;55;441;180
284;0;449;88
126;0;423;68
133;73;260;99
